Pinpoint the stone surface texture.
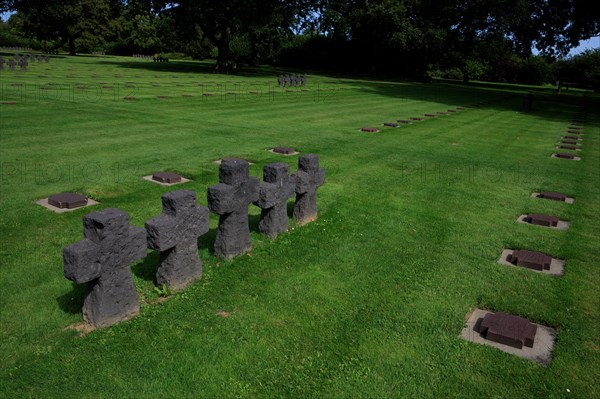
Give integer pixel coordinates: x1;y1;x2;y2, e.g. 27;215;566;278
145;190;209;290
479;312;537;349
525;214;559;227
538;192;566;201
63;208;146;327
48;192;88;209
293;154;325;225
255;163;295;238
208;159;259;259
511;250;552;271
152;172;182;183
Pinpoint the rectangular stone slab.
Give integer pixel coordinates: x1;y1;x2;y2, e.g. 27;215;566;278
498;249;565;276
383;122;399;127
479;312;538;349
511;249;552;270
558;145;577;150
555;153;575;159
48;192;88;209
538;191;566;201
361;127;378;132
153;172;182;183
525;214;559;227
460;309;555;365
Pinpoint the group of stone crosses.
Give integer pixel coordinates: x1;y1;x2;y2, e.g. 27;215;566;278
277;73;307;87
63;154;325;328
0;53;49;71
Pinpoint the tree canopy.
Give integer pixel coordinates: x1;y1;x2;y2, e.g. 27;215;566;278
2;0;598;83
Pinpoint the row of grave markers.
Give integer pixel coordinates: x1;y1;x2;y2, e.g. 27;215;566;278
0;54;50;71
359;94;517;132
62;155;325;328
460;103;588;365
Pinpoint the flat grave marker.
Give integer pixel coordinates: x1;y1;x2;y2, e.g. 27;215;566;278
143;172;190;186
37;192;99;213
460;308;555;365
552;153;581;160
531;191;574;204
557;145;581;151
498;249;564;275
271;147;299;156
517;213;569;230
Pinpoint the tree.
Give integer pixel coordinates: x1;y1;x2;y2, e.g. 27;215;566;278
6;0;123;55
170;0;303;71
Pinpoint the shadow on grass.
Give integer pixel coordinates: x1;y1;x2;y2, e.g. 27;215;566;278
96;59;282;78
132;251;160;283
56;283;88;315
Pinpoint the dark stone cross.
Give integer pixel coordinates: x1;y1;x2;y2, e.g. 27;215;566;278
255;163;295;238
479;312;537;349
63;208;147;327
207;159;259;259
145;190;209;290
293;154;325;225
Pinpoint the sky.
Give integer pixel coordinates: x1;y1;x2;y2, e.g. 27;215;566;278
1;11;598;57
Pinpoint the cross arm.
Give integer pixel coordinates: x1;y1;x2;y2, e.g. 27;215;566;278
207;183;236;214
63;239;101;284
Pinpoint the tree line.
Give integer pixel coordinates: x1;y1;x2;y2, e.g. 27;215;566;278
1;0;598;88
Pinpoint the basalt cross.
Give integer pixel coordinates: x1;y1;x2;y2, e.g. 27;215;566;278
208;159;259;259
145;190;209;290
63;208;146;328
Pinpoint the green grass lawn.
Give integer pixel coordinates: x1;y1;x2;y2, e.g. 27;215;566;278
1;54;599;398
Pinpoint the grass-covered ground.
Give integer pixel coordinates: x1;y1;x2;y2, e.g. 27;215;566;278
0;54;598;398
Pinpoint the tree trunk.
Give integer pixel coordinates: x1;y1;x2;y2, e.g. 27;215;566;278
69;36;76;56
215;26;231;73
